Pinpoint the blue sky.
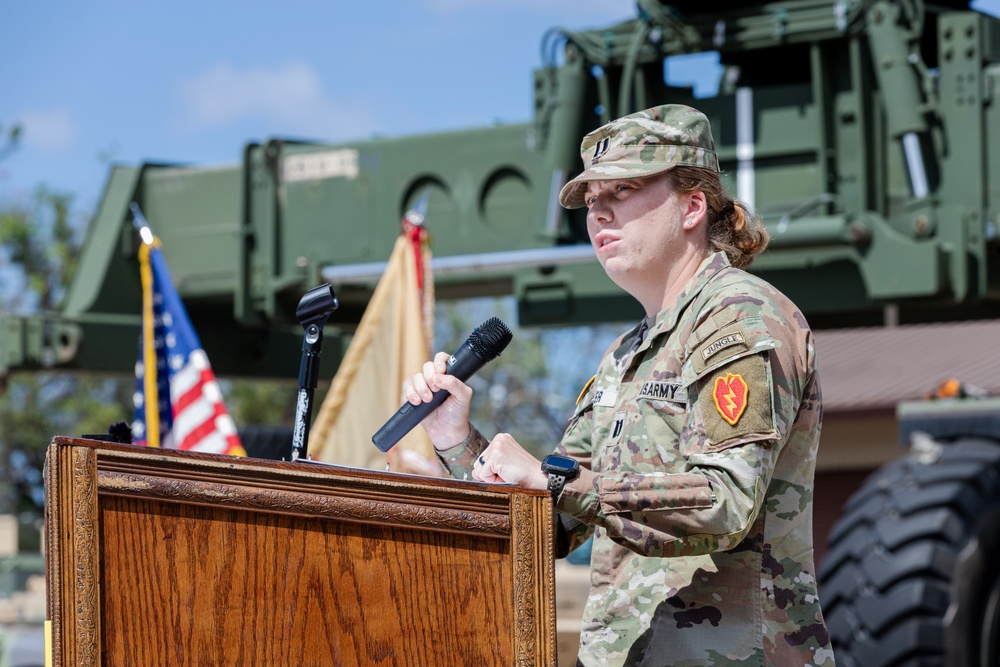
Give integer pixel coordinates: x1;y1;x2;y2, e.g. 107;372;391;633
1;1;635;216
2;0;999;220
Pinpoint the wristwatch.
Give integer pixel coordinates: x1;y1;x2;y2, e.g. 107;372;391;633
540;454;580;501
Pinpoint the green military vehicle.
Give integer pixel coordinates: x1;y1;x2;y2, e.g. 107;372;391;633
2;0;999;663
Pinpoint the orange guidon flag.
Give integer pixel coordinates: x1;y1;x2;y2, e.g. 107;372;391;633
309;223;444;475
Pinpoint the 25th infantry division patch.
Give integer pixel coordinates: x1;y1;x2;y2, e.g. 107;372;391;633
712;373;748;425
697;353;775;449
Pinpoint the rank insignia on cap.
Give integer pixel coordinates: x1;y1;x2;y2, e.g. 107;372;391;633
712;373;748;426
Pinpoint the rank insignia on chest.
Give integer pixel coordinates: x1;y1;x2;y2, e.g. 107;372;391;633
712;373;749;425
611;411;626;440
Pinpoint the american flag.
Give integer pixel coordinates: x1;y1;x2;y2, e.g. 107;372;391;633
131;232;245;456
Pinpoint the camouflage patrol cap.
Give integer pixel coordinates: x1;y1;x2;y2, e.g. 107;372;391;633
558;104;720;209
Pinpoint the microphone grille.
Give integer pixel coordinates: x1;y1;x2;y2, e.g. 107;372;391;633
469;317;513;362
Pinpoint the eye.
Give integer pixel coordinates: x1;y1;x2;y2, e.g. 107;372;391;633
615;182;633;193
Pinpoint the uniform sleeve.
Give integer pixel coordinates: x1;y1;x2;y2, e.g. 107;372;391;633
434;425;490;480
551;389;598;557
556;304;809;558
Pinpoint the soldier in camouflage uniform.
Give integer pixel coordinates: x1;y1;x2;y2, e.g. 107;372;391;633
403;105;834;666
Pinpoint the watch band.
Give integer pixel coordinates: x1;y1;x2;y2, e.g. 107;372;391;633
547;473;567;501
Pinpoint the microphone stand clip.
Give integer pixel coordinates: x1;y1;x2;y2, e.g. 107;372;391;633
290;284;339;462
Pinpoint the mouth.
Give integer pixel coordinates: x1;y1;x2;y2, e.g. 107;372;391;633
594;232;619;252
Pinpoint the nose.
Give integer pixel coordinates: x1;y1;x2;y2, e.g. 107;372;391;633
587;192;613;226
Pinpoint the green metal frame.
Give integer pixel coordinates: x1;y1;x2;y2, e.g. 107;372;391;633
1;0;998;377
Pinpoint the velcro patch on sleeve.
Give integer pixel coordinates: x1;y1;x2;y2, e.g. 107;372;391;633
697;353;776;450
702;331;745;361
691;320;756;376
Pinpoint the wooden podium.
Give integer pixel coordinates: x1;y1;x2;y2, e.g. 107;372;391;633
45;437;557;666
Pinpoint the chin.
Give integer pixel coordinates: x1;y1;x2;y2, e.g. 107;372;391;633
602;265;633;292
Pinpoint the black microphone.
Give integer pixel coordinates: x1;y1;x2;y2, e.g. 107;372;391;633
372;317;513;452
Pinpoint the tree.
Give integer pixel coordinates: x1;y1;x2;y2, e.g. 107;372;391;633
0;187;77;312
0;187;133;524
435;297;623;460
227;378;298;427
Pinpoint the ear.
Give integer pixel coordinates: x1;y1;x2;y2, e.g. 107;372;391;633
682;190;708;230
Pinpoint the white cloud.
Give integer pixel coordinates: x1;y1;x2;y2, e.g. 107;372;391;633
17;110;76;152
180;62;373;140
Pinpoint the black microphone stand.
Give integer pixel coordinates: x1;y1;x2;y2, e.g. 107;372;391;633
290;284;339;462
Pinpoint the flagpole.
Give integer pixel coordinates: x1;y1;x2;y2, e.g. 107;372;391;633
131;203;162;447
130;202;155;245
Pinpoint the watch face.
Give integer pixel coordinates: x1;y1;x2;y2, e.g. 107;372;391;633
542;454;578;475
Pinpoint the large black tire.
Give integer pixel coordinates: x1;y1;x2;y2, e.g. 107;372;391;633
819;438;1000;667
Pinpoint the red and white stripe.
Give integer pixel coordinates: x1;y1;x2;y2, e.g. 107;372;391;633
168;350;241;455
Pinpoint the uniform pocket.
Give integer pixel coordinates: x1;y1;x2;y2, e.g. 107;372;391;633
598;471;714;514
637;393;687;466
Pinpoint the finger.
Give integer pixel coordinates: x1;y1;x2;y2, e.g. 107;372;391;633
471;452;487;479
410;371;434;402
402;378;418;405
471;466;502;483
480;470;504;483
413;374;436;404
422;360;438;383
432;374;472;403
433;351;451;374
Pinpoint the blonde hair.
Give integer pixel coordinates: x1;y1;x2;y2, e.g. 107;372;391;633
665;167;769;269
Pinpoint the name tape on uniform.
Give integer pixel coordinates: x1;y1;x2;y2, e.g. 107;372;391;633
636;381;687;403
594;387;618;407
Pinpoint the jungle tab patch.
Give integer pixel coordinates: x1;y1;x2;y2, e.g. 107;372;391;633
712;373;748;425
691;319;762;377
702;332;746;361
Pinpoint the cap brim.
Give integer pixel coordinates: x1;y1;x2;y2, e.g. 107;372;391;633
558;162;679;209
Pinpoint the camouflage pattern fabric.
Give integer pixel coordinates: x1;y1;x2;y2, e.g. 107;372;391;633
438;252;833;666
559;105;720;210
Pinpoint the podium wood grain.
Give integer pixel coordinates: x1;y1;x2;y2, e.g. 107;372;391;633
45;437;556;666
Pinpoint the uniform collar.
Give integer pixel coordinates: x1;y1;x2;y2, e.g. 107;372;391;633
614;252;731;370
654;252;731;334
